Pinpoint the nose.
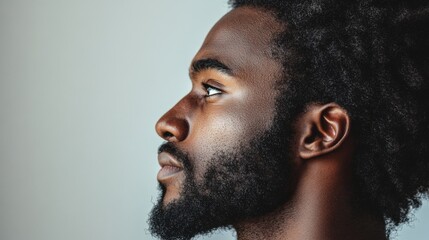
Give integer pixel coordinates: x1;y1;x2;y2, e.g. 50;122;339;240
155;101;190;142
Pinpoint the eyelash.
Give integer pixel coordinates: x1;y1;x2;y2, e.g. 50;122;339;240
202;83;222;97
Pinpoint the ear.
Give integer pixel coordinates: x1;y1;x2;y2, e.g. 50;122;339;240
298;103;350;159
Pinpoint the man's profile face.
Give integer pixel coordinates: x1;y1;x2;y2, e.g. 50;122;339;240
150;7;297;239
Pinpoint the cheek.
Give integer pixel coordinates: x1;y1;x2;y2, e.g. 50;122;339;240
188;111;246;166
186;93;276;174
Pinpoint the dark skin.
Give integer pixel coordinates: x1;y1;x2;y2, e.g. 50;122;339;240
155;7;387;240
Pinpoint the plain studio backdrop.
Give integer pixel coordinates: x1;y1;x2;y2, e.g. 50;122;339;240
0;1;428;240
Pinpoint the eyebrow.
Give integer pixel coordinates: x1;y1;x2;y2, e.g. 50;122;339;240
191;58;233;76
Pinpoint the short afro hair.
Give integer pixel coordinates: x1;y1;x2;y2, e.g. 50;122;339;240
229;0;429;232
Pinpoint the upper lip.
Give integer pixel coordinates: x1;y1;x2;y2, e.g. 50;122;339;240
158;152;183;169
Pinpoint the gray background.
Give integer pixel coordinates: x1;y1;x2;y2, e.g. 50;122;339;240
0;1;427;239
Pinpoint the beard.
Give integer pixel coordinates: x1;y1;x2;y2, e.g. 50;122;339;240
149;104;297;240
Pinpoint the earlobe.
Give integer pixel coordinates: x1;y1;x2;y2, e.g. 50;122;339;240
298;103;350;159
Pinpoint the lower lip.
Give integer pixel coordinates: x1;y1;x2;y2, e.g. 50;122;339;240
157;166;183;181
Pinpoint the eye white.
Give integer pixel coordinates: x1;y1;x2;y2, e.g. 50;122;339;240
206;86;222;96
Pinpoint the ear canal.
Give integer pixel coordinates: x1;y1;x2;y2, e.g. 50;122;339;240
299;104;350;159
303;124;326;152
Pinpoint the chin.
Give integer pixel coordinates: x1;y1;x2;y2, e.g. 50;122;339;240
162;192;181;206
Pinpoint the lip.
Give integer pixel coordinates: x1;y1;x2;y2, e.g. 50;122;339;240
157;152;184;182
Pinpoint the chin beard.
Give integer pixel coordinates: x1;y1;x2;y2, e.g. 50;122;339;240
149;112;295;240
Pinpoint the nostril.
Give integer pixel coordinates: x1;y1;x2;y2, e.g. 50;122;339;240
156;115;189;142
163;132;174;139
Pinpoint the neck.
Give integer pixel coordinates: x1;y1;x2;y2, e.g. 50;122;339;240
234;155;387;240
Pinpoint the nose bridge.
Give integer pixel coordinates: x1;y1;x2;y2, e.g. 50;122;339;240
155;95;193;142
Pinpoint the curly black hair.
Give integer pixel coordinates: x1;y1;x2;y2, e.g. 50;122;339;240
229;0;429;232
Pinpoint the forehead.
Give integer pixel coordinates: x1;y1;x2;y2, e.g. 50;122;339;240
192;7;283;79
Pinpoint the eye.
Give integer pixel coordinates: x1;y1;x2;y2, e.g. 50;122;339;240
203;83;222;97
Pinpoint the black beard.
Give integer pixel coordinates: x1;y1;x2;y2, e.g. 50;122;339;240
149;110;296;240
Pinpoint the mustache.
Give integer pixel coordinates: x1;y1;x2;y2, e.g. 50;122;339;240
158;142;191;168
